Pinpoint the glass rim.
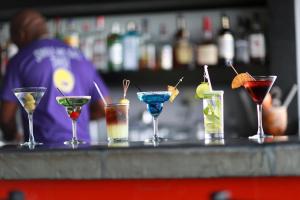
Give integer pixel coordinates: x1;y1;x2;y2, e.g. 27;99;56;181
105;103;129;108
203;90;224;95
13;87;47;92
56;96;91;100
137;91;172;95
251;75;277;79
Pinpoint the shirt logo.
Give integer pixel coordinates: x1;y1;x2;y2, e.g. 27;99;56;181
53;68;75;93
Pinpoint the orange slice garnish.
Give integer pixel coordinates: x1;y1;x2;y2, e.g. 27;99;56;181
168;85;179;103
231;72;255;89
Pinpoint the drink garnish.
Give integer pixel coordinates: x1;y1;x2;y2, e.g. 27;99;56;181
24;93;36;112
195;82;210;99
168;76;184;103
227;62;255;89
194;65;212;99
119;79;130;104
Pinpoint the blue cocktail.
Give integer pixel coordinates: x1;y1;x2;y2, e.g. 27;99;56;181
137;91;171;142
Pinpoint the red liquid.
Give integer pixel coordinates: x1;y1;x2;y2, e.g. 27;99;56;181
105;105;128;125
244;80;273;105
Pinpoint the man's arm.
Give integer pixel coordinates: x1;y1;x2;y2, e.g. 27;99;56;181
89;97;112;120
0;101;19;141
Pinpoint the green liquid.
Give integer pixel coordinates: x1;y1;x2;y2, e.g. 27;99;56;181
203;92;223;134
57;97;90;107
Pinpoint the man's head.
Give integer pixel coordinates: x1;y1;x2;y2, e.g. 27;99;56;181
10;9;49;48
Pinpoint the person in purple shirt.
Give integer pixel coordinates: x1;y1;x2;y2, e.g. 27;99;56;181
0;9;110;144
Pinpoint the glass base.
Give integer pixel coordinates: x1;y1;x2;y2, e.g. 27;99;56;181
145;137;167;143
248;134;273;140
21;141;43;146
108;138;128;143
64;139;86;145
205;133;224;140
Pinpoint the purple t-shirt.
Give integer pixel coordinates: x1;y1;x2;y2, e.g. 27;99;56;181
0;39;109;143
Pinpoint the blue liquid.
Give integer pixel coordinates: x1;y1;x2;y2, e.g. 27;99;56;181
137;91;171;118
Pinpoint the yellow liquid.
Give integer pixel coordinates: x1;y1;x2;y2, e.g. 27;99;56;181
107;124;128;142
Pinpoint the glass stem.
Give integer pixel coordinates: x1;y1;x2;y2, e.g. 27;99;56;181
28;113;35;144
256;104;264;138
72;120;78;142
153;116;159;141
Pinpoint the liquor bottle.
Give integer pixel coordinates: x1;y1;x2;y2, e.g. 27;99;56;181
173;14;193;69
218;14;234;66
235;17;250;64
196;16;218;66
123;22;140;71
107;22;123;72
157;23;173;70
249;13;266;64
139;18;156;70
54;17;64;41
79;22;94;61
64;19;80;48
92;16;108;72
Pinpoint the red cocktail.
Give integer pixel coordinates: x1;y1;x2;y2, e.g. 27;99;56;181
243;76;277;139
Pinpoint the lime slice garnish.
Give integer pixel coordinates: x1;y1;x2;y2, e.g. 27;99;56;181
195;82;210;99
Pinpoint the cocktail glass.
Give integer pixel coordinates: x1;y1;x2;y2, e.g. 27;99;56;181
137;91;171;143
56;96;91;145
243;76;277;139
105;103;129;142
203;90;224;140
13;87;47;146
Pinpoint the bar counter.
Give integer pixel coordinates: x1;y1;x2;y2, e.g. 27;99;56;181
1;136;300;180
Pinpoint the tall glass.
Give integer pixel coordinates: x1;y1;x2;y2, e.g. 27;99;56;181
56;96;91;145
203;90;224;140
137;91;171;143
105;103;129;142
13;87;47;146
243;76;277;139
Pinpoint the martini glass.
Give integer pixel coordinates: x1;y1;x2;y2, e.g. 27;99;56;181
13;87;47;146
137;91;171;143
56;96;91;145
243;76;277;139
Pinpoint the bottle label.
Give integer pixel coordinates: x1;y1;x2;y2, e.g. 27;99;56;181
160;45;173;70
109;43;123;71
235;39;250;63
218;33;234;59
175;42;193;65
197;44;218;65
123;36;139;70
249;34;266;58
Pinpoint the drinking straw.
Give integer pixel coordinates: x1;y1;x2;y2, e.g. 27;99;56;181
56;87;72;106
204;65;213;91
93;81;107;106
123;79;130;98
283;84;298;107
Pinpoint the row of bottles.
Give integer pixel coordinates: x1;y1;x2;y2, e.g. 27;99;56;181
0;12;266;75
198;13;266;67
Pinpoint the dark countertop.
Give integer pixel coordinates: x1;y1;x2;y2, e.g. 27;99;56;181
1;136;300;180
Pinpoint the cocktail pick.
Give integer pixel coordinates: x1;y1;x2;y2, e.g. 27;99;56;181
56;87;72;106
168;76;184;103
227;62;256;89
123;79;130;99
93;81;107;106
174;76;184;89
132;82;142;92
227;61;239;75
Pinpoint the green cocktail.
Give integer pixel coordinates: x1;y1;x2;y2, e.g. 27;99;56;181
56;96;91;145
203;90;224;139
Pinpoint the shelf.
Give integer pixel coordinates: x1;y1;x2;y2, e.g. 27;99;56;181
100;64;269;87
0;0;267;21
